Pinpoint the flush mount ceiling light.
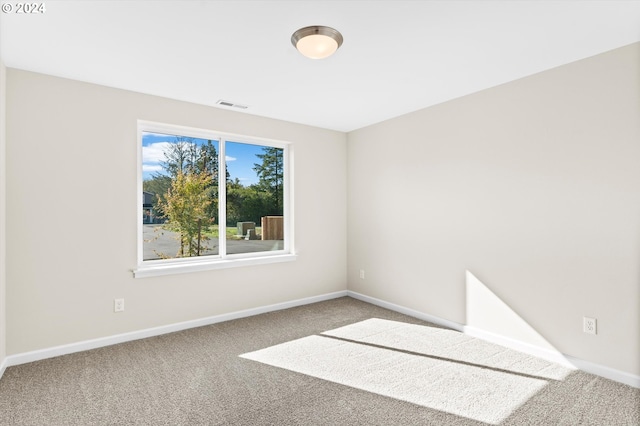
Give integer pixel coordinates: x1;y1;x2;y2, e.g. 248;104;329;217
291;25;343;59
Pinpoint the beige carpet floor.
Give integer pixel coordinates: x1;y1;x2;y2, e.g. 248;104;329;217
1;297;638;425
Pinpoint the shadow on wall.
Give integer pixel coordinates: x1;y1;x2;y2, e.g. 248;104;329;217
465;270;574;367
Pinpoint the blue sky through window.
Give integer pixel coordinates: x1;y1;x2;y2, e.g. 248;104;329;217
142;132;265;186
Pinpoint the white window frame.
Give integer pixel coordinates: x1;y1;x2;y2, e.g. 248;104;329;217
133;120;295;278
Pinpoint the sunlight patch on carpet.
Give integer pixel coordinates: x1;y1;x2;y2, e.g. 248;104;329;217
323;318;572;380
240;319;572;424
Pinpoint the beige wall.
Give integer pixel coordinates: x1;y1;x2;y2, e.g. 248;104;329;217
6;69;347;355
0;62;6;366
347;43;640;375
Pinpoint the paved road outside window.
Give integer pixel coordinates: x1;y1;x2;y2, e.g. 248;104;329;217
143;224;283;261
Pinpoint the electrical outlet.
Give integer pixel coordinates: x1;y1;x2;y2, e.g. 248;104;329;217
114;298;125;313
359;269;365;279
583;317;596;335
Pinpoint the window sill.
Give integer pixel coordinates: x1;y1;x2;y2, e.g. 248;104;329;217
133;253;297;278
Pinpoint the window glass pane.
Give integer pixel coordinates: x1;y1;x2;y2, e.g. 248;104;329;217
225;141;285;254
142;132;220;260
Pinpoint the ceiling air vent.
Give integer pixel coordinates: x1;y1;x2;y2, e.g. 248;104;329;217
216;100;248;109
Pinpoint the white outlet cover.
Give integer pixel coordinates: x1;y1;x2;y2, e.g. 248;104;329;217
114;298;125;312
583;317;597;335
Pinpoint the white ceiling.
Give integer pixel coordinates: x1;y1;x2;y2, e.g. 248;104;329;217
1;1;639;132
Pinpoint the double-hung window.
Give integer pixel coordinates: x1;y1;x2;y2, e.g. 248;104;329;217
134;121;294;277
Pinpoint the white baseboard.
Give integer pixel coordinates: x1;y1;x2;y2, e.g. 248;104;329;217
2;289;639;389
347;290;640;388
563;354;640;389
347;291;464;332
2;290;348;374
